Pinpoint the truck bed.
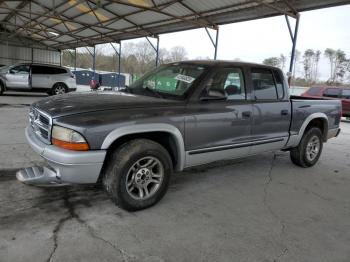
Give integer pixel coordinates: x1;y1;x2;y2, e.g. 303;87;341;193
289;97;342;137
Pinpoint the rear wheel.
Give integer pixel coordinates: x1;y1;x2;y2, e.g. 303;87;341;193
290;127;323;167
103;139;172;211
49;83;67;95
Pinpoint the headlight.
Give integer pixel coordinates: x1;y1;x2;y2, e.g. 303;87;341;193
51;125;89;151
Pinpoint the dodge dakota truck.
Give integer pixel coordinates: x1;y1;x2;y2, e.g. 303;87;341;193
17;61;341;211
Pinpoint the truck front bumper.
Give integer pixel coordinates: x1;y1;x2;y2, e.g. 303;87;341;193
16;127;106;186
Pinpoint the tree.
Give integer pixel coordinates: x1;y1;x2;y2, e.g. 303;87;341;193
324;48;336;82
263;57;280;67
303;49;315;82
279;54;287;71
324;48;349;83
167;46;188;62
314;50;321;81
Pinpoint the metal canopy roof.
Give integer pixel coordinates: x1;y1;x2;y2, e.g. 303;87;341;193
0;0;349;50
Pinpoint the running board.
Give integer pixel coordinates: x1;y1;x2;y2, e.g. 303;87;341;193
16;166;69;186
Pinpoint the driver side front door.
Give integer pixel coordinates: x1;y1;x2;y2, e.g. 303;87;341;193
185;67;253;167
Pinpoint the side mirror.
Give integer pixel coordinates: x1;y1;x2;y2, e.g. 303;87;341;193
200;89;227;101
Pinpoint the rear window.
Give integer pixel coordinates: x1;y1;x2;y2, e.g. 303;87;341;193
251;68;278;100
307;87;323;96
323;88;341;98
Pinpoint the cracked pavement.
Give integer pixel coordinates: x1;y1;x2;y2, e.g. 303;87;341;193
1;93;350;262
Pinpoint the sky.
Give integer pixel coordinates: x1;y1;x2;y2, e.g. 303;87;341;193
121;4;350;81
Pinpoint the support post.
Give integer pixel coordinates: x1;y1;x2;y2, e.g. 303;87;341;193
92;45;96;81
118;43;121;87
204;26;219;60
74;48;77;72
286;13;300;85
146;36;160;67
31;47;34;63
156;36;159;67
110;42;122;88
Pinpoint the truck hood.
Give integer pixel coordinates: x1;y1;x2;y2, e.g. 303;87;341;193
33;91;182;118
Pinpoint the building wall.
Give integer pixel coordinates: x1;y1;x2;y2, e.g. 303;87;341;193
0;44;60;66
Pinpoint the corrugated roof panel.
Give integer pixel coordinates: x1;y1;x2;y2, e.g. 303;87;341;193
75;28;99;37
126;10;170;24
104;3;141;16
161;2;194;16
74;12;99;25
54;35;76;42
2;1;21;9
106;19;134;30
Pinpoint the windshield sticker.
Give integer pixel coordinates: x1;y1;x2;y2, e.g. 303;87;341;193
175;74;195;83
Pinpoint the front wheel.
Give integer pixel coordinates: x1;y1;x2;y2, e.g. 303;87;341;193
49;83;67;95
103;139;173;211
290;127;323;167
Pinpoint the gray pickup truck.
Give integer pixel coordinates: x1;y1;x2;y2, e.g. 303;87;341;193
17;61;341;211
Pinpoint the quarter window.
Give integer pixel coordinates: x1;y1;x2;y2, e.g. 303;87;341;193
205;68;246;100
252;68;278;100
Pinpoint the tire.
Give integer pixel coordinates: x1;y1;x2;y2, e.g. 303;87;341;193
0;81;4;95
290;127;323;168
49;83;67;95
102;139;173;211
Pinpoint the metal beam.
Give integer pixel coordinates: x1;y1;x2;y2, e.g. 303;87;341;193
110;42;122;88
205;27;219;60
287;13;301;84
146;36;160;67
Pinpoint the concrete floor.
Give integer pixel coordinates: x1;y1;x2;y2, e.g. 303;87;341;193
0;92;350;262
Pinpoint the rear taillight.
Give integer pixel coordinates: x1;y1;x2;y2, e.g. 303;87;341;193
70;72;75;79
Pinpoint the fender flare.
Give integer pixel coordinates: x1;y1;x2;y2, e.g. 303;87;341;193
101;123;185;171
287;113;328;148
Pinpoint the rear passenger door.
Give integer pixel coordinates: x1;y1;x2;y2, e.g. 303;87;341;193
250;68;291;153
31;65;52;89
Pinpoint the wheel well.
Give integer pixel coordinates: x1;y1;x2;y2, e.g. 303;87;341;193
305;118;328;141
98;132;178;182
52;82;68;89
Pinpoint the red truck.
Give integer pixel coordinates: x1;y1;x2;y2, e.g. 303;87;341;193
301;86;350;117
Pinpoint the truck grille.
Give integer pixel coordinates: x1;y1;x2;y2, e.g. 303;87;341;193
29;107;52;144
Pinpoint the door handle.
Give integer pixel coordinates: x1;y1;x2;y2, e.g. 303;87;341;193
242;111;251;118
281;109;289;115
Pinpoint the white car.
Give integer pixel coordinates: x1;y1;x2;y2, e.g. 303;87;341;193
0;63;77;95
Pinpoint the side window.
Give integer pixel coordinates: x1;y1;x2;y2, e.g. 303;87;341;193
9;65;29;74
307;87;323;96
341;89;350;99
251;68;278;100
273;70;284;99
323;88;341;98
205;68;246;100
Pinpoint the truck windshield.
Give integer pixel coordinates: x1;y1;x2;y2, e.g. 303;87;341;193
126;63;206;99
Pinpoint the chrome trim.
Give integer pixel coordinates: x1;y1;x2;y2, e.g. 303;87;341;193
101;124;185;171
188;137;285;155
29;107;52;144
